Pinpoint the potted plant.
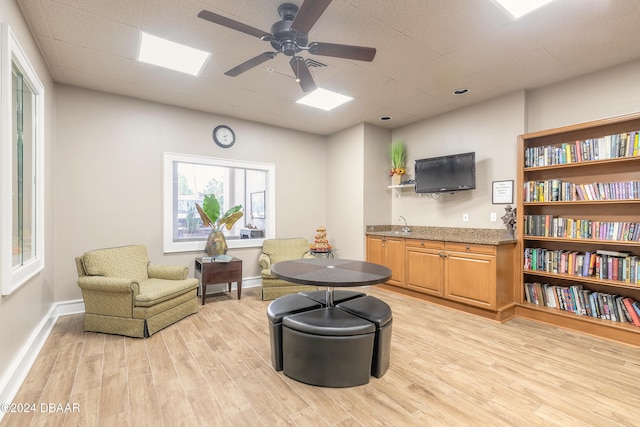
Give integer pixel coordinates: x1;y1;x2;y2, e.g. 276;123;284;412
389;139;407;185
196;194;244;256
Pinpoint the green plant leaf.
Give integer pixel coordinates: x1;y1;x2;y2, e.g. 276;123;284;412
390;140;407;169
202;194;221;228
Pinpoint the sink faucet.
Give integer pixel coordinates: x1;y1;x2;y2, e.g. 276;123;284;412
399;216;410;233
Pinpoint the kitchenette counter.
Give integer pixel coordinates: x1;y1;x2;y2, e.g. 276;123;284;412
365;225;516;245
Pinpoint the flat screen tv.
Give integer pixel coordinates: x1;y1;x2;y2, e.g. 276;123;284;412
414;152;476;193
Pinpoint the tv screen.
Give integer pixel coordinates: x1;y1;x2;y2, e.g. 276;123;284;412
414;152;476;193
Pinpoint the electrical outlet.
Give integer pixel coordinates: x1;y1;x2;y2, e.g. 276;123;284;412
463;213;469;222
490;212;497;222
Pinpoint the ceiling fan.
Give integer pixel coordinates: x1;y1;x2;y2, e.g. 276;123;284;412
197;0;376;92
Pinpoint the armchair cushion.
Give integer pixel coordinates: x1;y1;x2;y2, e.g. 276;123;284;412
262;238;311;264
259;238;318;300
77;244;199;337
82;244;149;282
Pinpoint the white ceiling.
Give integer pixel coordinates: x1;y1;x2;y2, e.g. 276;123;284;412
16;0;640;135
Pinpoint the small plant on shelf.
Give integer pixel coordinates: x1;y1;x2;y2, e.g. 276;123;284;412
389;139;407;185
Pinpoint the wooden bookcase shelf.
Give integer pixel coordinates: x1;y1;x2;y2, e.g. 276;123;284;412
517;112;640;345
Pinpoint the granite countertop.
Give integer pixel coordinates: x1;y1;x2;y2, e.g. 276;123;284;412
366;225;517;245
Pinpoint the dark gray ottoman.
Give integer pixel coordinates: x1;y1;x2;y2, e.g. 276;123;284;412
336;295;392;377
299;289;365;306
282;307;375;387
267;294;322;371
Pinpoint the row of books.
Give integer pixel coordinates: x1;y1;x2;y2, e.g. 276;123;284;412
523;179;640;202
524;282;640;326
523;248;640;284
524;215;640;241
524;131;640;168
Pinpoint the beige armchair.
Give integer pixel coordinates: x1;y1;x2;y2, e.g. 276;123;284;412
76;245;199;337
259;238;317;300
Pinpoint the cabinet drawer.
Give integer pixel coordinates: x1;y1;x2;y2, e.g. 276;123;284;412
405;239;444;250
445;242;496;256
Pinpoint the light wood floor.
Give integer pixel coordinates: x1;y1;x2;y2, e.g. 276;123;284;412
3;286;640;427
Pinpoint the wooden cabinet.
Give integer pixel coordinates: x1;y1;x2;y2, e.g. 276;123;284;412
405;240;444;295
444;243;497;309
366;235;404;287
517;112;640;345
368;235;516;321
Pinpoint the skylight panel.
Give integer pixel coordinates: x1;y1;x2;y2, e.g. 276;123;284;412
296;88;353;111
138;32;210;76
493;0;554;19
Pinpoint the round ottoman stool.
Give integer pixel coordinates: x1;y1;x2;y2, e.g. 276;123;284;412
267;294;322;371
336;295;392;377
282;307;375;387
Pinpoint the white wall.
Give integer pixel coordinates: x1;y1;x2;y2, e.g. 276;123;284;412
389;91;526;229
325;123;391;260
527;58;640;132
326;124;365;259
53;86;327;301
363;123;392;230
0;0;56;404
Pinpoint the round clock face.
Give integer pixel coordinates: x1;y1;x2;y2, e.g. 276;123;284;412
213;125;235;148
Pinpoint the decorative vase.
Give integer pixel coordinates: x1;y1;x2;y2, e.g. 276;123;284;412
391;174;402;186
205;231;228;257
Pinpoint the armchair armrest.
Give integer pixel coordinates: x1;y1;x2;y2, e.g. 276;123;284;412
77;276;140;318
77;276;140;295
148;264;188;280
258;253;271;271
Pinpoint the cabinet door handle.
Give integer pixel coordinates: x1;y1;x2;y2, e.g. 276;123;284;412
465;245;470;250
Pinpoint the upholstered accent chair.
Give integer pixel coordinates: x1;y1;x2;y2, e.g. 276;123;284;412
259;238;317;300
76;245;199;337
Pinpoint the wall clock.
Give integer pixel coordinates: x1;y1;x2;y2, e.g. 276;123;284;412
213;125;235;148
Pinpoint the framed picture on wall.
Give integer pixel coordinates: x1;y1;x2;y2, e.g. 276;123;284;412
492;180;514;204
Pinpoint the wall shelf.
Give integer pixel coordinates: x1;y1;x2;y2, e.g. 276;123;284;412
387;183;415;197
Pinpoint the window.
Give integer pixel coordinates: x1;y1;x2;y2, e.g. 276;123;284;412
163;153;275;253
1;24;45;295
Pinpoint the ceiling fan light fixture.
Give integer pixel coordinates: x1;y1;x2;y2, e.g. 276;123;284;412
138;32;210;76
296;88;353;111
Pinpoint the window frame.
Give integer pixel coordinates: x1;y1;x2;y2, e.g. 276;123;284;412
1;24;45;295
163;152;276;253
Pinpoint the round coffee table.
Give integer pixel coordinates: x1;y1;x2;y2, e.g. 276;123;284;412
270;258;391;306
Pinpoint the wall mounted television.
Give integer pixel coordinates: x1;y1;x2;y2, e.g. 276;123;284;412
414;152;476;193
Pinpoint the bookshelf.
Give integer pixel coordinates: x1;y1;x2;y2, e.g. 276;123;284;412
516;112;640;345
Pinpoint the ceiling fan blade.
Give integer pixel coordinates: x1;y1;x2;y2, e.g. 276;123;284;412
309;42;376;62
290;57;316;92
198;10;269;39
290;0;333;34
225;52;276;77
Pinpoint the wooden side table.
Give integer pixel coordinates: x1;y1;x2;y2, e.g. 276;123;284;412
195;257;243;305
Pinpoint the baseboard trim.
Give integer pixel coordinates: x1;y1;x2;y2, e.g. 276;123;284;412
0;299;84;421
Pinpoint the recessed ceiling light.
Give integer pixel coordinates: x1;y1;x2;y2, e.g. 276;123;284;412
296;88;353;111
138;32;210;76
493;0;554;19
453;88;470;95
